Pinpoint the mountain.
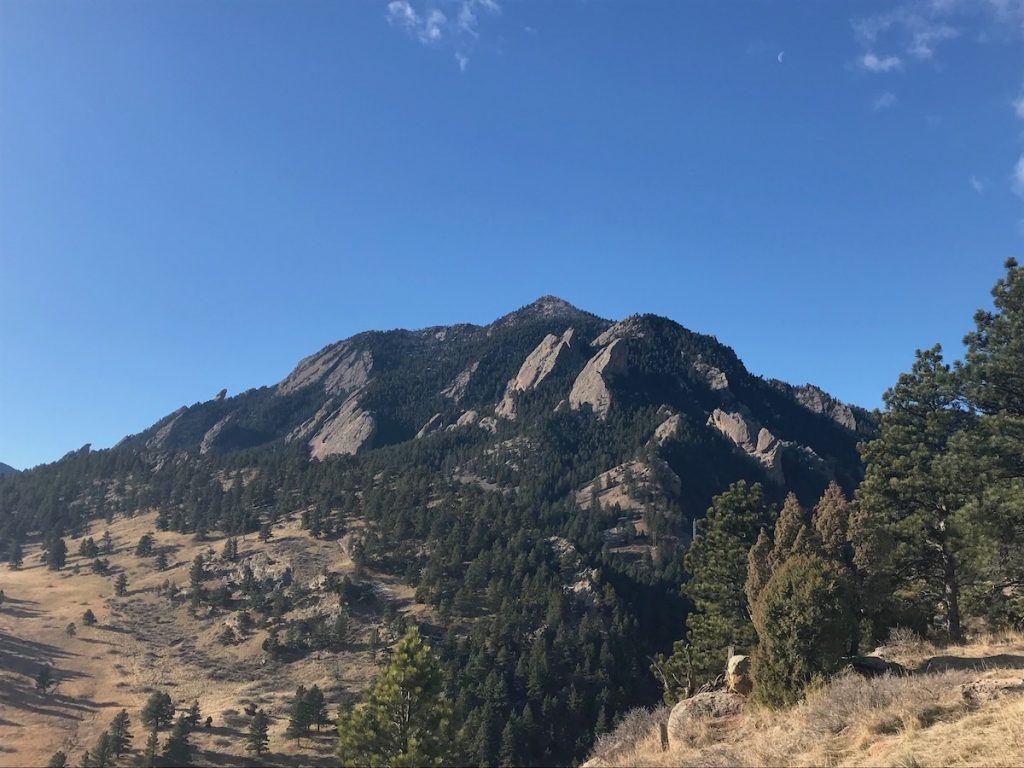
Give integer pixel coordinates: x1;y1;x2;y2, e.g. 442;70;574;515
119;296;871;502
0;296;875;767
0;462;17;476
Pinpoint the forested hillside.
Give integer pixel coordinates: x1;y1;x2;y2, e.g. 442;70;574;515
2;294;876;766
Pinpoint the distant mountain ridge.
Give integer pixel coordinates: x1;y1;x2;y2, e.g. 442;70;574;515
0;462;18;476
118;295;873;507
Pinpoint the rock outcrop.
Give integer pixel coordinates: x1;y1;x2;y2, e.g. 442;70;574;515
441;361;479;403
575;458;681;513
570;339;628;419
147;406;187;450
692;360;729;391
307;396;376;459
496;328;576;419
415;413;443;439
276;342;373;397
707;408;785;482
652;413;684;447
199;415;233;455
447;410;480;430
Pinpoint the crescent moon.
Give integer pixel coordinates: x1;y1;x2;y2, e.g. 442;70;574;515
778;51;785;63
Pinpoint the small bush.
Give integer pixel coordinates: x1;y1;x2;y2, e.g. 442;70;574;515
751;555;858;708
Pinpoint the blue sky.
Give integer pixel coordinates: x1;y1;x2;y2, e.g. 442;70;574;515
2;0;1023;470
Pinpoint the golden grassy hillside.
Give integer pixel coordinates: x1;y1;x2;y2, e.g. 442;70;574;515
0;510;428;767
587;634;1024;768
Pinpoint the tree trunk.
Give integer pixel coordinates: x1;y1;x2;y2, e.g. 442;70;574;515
941;545;963;643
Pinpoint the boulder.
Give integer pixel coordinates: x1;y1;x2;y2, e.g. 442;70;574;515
667;691;745;747
726;655;752;695
959;677;1024;705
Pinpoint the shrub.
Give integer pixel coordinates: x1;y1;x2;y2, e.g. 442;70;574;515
751;555;858;708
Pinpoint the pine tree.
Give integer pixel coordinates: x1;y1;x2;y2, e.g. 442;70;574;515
82;608;97;626
307;685;328;731
47;751;68;768
36;663;54;693
744;528;772;609
46;536;67;571
162;715;192;766
155;551;168;571
336;628;452;766
114;573;128;597
90;732;114;768
855;346;976;643
100;530;114;555
285;685;311;745
135;533;154;557
66;622;77;638
141;691;175;730
750;555;858;708
7;540;23;570
769;493;804;569
186;699;202;729
109;709;133;757
813;481;851;564
259;523;272;543
143;729;159;768
677;482;772;689
247;709;271;756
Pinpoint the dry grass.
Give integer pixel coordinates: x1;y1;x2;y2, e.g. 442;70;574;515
0;510;430;767
587;633;1024;768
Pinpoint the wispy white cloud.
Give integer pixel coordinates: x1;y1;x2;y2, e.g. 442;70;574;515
386;0;501;70
1015;91;1024;120
970;175;985;193
861;52;904;72
873;91;898;110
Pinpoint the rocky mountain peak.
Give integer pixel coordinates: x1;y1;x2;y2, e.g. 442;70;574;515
489;295;603;331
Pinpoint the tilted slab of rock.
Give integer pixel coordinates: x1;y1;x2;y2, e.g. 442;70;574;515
707;408;785;482
447;410;480;430
496;328;576;420
415;412;443;439
276;341;373;397
652;413;684;446
308;395;376;459
441;360;479;403
199;415;233;455
793;384;858;430
592;316;645;347
147;406;187;450
569;338;628;419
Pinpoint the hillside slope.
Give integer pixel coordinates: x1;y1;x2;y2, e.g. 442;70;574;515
586;634;1024;768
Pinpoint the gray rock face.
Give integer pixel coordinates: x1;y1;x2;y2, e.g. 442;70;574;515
496;328;576;420
199;415;233;455
793;384;858;430
307;395;376;459
692;360;729;391
415;413;444;439
231;551;292;588
441;361;479;403
592;316;645;348
707;408;785;482
570;338;628;419
652;413;684;447
447;410;480;430
147;406;188;450
276;342;373;397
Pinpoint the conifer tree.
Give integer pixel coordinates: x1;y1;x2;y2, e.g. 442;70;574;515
109;709;133;757
82;608;97;626
247;709;271;756
813;481;851;564
285;685;311;745
769;493;805;570
186;699;202;729
336;627;452;766
141;691;175;730
46;536;67;571
66;622;77;638
90;732;114;768
162;715;192;766
143;729;159;768
744;528;772;609
47;751;67;768
676;482;772;689
114;573;128;597
36;663;54;693
750;555;858;708
855;346;976;643
135;533;154;557
307;685;328;731
7;540;23;570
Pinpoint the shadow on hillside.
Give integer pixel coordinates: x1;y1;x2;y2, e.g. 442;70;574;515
918;654;1024;673
0;675;117;722
0;633;81;678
